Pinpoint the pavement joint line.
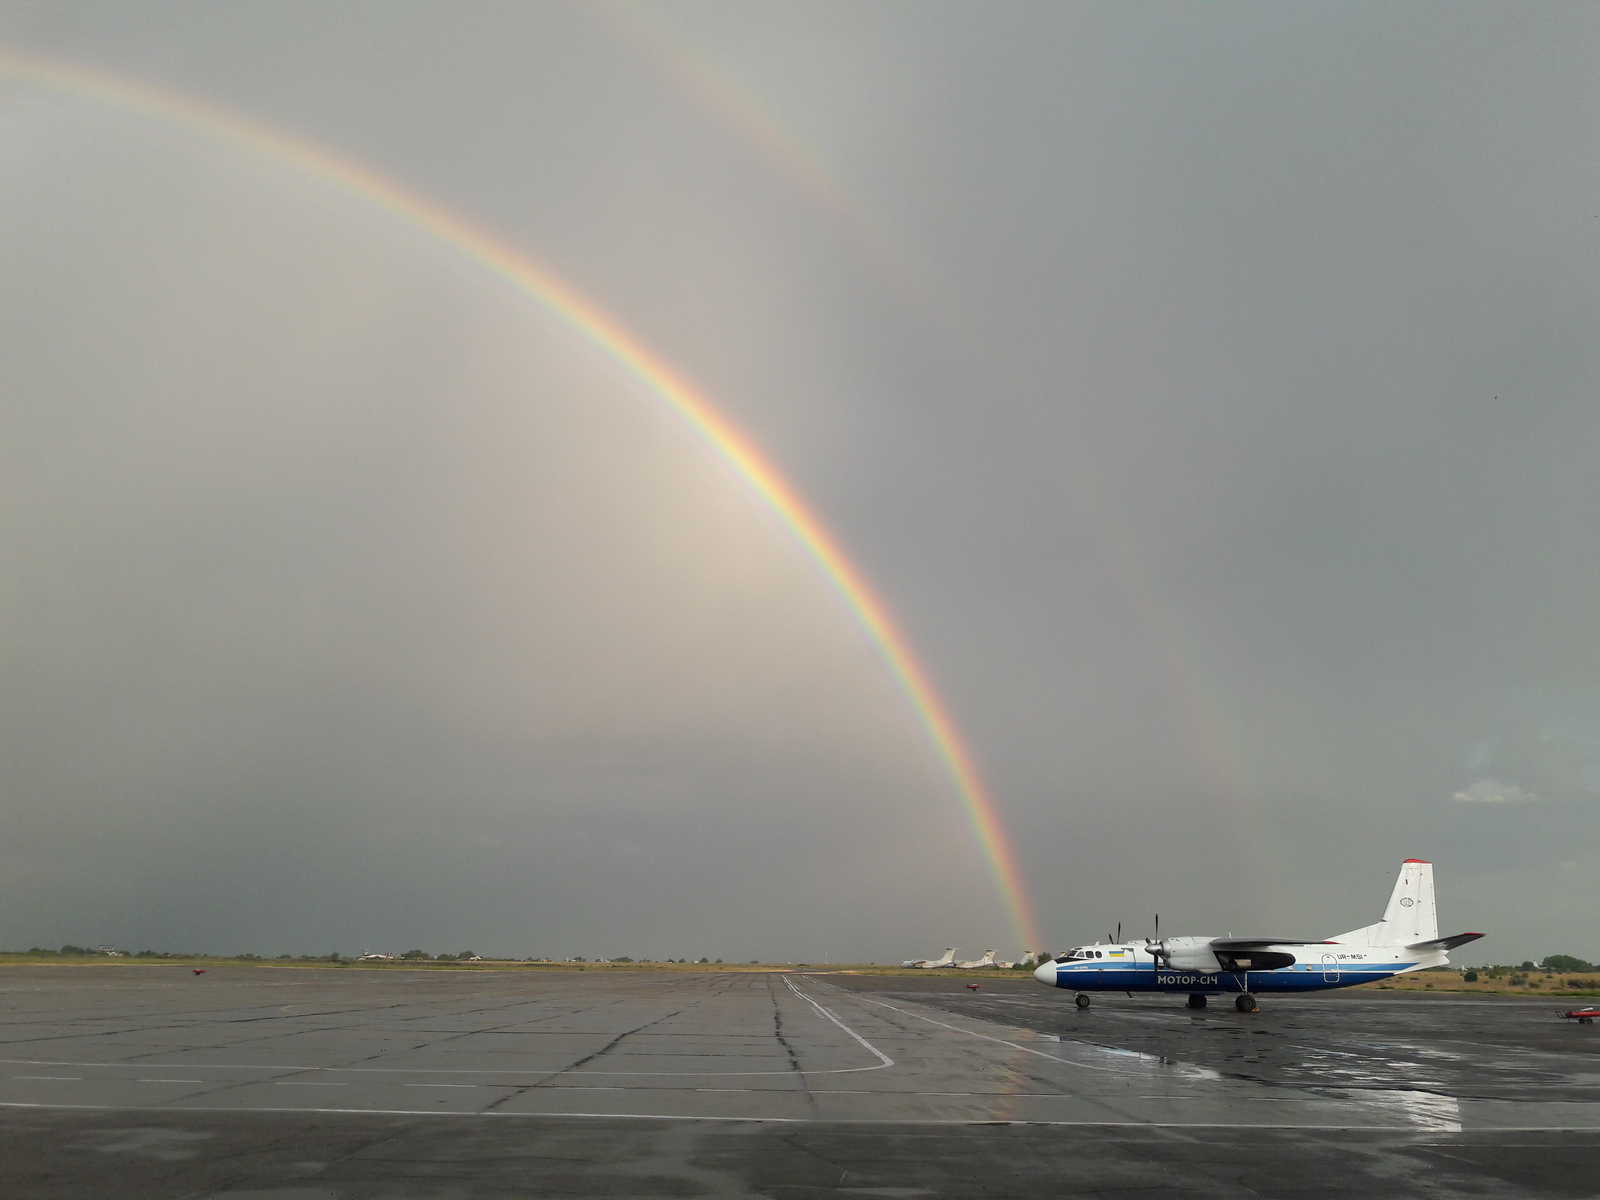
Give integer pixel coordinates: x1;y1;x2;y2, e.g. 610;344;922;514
6;1098;1594;1130
0;1056;885;1079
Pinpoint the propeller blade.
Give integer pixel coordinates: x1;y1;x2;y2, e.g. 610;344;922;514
1145;914;1166;971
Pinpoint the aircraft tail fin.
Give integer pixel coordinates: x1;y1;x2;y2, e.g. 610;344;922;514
1331;859;1438;946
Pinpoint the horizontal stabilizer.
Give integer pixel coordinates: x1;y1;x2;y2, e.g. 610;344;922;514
1406;932;1483;952
1211;938;1332;950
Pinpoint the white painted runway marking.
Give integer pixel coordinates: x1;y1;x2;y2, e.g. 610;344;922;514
0;1054;882;1078
137;1079;203;1084
853;995;1137;1075
782;976;895;1070
9;1098;1584;1129
15;1076;80;1081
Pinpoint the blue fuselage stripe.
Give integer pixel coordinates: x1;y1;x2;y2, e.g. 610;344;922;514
1048;964;1417;994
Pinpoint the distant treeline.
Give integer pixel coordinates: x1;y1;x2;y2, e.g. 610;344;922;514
5;948;768;964
13;947;344;960
1475;955;1594;974
23;945;174;957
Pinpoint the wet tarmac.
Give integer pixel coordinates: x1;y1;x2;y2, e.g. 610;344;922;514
2;964;1597;1197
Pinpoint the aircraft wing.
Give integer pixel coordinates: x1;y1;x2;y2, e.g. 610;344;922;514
1405;932;1484;952
1200;939;1315;971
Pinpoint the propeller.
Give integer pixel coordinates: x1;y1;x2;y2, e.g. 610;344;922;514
1145;914;1171;968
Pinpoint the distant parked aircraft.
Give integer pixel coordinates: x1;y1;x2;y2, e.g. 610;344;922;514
1035;859;1482;1012
901;947;957;969
957;950;998;969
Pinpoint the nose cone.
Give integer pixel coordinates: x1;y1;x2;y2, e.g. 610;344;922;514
1033;960;1056;986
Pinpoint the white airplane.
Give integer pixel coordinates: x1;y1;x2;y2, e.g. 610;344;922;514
957;949;998;969
901;947;958;969
1034;859;1482;1012
998;950;1042;970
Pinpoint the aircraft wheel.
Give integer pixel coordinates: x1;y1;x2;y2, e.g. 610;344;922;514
1187;994;1207;1010
1074;993;1091;1009
1234;993;1258;1013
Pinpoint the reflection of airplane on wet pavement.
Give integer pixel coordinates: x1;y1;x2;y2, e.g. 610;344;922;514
901;947;957;968
1035;859;1482;1012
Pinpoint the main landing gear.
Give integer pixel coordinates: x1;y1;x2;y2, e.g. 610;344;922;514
1234;993;1259;1013
1186;994;1207;1010
1074;993;1092;1009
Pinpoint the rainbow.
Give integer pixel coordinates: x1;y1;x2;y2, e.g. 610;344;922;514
594;2;944;323
0;48;1044;953
606;16;1275;883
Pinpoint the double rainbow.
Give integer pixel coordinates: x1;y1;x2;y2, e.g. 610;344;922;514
0;49;1043;953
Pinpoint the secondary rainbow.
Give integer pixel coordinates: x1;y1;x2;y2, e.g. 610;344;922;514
0;48;1044;953
607;16;1272;872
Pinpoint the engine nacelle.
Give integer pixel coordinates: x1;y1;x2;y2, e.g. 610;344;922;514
1160;937;1222;972
1214;948;1297;972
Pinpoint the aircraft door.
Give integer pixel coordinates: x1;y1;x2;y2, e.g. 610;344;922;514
1320;953;1340;983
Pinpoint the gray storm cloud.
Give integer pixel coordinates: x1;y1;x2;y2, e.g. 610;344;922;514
2;2;1599;962
0;99;997;959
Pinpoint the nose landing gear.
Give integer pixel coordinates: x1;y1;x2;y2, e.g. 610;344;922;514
1074;993;1091;1009
1186;994;1207;1010
1234;993;1258;1013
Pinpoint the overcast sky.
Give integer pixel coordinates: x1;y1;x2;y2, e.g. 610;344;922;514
1;2;1597;963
